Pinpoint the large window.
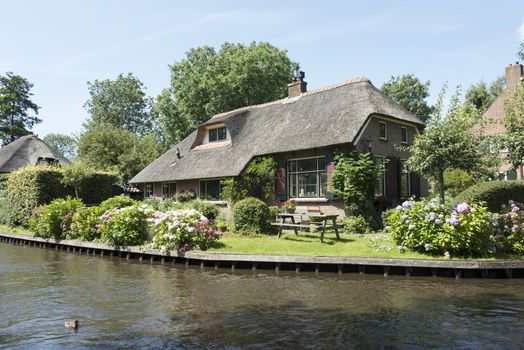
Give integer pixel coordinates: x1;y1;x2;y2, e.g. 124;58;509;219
199;180;222;201
374;156;386;196
145;184;153;198
400;159;410;198
288;157;327;198
209;127;227;143
162;182;177;198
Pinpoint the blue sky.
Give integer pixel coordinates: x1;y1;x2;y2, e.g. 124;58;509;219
1;0;524;137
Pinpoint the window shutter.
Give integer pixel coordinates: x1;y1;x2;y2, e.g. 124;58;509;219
410;173;421;198
386;156;399;200
324;153;334;200
275;158;287;201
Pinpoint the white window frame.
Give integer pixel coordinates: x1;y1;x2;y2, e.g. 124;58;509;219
287;156;327;199
162;182;177;198
400;159;410;198
374;156;387;197
199;179;223;201
208;126;228;143
379;121;388;140
144;183;154;198
401;126;408;144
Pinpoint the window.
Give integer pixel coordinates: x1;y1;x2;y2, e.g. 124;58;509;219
379;121;387;140
374;156;386;196
199;180;222;201
209;127;227;143
162;182;177;197
400;159;410;198
401;126;408;144
288;157;327;198
145;184;153;198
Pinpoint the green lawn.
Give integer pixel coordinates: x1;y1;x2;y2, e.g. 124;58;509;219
0;224;32;236
209;231;434;259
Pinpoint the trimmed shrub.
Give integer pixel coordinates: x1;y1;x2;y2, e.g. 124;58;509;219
99;205;149;246
5;166;119;226
268;206;279;223
343;215;371;234
29;196;84;239
454;180;524;212
188;200;219;221
99;194;137;211
232;197;269;234
444;169;476;198
70;206;104;241
150;209;221;252
386;200;495;257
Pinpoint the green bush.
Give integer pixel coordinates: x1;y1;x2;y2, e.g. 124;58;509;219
232;197;269;234
268;206;279;223
70;206;104;241
99;205;149;246
29;196;84;239
5;166;119;226
188;200;219;221
386;200;494;257
99;194;137;211
343;215;371;234
493;200;524;255
454;180;524;212
444;169;476;198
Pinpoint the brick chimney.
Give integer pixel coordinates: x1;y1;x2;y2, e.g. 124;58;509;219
505;62;523;91
288;71;307;98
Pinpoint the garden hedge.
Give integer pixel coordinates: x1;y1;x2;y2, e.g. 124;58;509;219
5;166;119;226
453;180;524;211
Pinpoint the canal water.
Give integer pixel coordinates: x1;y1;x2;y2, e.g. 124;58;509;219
1;243;524;349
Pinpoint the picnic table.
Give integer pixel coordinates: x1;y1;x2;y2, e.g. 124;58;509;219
271;213;341;243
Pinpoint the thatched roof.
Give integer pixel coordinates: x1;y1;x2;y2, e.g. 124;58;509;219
0;134;71;173
131;78;424;183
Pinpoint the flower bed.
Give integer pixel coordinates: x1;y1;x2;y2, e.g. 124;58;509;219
386;199;524;257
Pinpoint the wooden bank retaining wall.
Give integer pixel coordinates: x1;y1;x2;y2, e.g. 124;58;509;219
2;232;524;279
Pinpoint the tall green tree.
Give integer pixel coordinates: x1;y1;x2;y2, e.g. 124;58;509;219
84;73;154;135
518;42;524;61
464;77;505;114
0;72;41;144
43;133;78;160
503;80;524;178
407;84;487;203
157;41;299;145
380;74;434;122
77;123;164;183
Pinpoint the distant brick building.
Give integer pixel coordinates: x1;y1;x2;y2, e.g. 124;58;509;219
477;62;524;179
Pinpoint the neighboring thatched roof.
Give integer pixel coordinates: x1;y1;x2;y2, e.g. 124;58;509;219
131;77;424;183
0;134;71;173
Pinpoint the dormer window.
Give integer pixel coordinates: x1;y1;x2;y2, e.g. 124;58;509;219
209;126;227;142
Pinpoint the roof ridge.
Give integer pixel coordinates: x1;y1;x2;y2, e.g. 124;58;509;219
210;76;371;120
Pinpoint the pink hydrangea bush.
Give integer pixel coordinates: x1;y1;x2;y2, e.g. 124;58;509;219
150;208;221;253
493;200;524;254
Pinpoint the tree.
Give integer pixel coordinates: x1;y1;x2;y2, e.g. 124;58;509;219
43;133;78;160
503;80;524;178
77;123;164;183
151;89;192;146
380;74;433;122
157;42;299;144
62;161;94;198
0;72;41;144
407;84;486;203
84;73;155;135
518;42;524;61
331;152;379;215
221;157;276;203
464;77;505;115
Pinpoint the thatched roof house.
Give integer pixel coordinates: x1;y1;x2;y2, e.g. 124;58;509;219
0;134;70;173
131;74;426;212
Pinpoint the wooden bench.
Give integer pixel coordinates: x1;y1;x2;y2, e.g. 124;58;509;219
272;213;341;243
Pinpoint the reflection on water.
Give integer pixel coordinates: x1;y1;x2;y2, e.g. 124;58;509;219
1;243;524;349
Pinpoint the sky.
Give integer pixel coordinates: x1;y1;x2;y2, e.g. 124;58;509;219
1;0;524;138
